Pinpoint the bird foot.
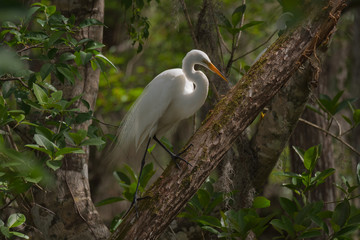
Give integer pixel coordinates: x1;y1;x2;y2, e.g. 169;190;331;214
171;144;193;168
126;194;151;218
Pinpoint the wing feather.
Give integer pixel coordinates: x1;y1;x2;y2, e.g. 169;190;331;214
110;68;184;162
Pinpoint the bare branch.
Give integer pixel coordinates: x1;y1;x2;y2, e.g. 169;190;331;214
0;76;29;88
17;43;43;53
178;0;199;48
233;30;277;62
299;118;360;157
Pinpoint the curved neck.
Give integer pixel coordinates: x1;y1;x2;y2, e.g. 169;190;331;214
182;60;209;115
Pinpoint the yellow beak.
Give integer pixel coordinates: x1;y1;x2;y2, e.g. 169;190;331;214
205;61;228;82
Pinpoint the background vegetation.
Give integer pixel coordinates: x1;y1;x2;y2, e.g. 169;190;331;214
0;0;359;239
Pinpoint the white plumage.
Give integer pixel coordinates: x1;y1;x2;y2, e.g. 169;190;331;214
111;49;227;215
113;49;227;161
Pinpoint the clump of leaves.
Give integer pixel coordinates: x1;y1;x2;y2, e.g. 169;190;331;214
179;178;272;239
0;2;115;238
96;161;156;232
271;145;360;239
176;145;360;239
0;213;28;239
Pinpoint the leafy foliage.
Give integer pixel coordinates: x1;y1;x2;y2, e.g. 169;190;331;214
0;213;28;239
0;2;114;238
172;145;360;239
96;162;156;232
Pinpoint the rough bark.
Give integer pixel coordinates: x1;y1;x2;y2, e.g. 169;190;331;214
110;1;347;239
30;1;110;239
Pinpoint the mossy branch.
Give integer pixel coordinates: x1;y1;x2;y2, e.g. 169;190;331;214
110;1;348;239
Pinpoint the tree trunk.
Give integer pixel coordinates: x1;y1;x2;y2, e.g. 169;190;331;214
30;1;110;239
110;1;347;239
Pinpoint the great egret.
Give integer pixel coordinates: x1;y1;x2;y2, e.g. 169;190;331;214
114;49;227;214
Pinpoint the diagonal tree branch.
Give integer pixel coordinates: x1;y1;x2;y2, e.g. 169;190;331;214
110;1;348;239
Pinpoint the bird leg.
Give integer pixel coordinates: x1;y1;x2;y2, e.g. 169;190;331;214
126;137;152;218
153;135;193;168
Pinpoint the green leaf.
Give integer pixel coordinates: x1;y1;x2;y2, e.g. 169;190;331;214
334;225;359;237
46;160;63;171
160;137;173;151
75;51;93;65
271;216;295;237
57;66;75;84
194;215;222;228
0;225;10;238
332;199;350;227
303;145;320;171
197;189;211;208
79;18;105;28
147;143;156;153
201;226;220;235
279;197;297;216
253;196;270;209
348;213;360;225
217;12;232;29
48;31;64;46
59;52;76;62
9;231;29;239
239;21;264;31
34;134;58;152
46;5;57;16
40;63;53;80
353;109;360;125
85;40;105;50
109;216;122;233
2;21;17;29
342;114;353;125
95;197;124;207
95;53;117;71
298;230;322;238
68;130;87;145
139;163;156;189
55;147;85;157
24;32;48;41
312;168;335;185
7;213;26;228
113;170;131;185
33;83;48;105
273;171;303;179
25;144;52;156
231;5;246;27
80;137;105;146
50;91;63;103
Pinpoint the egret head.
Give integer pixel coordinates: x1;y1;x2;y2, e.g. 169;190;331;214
184;49;227;82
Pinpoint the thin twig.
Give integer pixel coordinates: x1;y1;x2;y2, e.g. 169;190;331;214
6;125;19;151
17;43;43;53
234;0;246;49
179;0;199;48
0;196;18;211
0;76;29;88
232;30;277;62
313;94;343;136
324;194;360;205
225;0;246;74
299;118;360;157
93;118;118;128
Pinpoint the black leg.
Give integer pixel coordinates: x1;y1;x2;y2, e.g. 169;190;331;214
125;137;151;218
153;135;192;168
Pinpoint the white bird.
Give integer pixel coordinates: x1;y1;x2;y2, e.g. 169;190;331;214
113;49;227;213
